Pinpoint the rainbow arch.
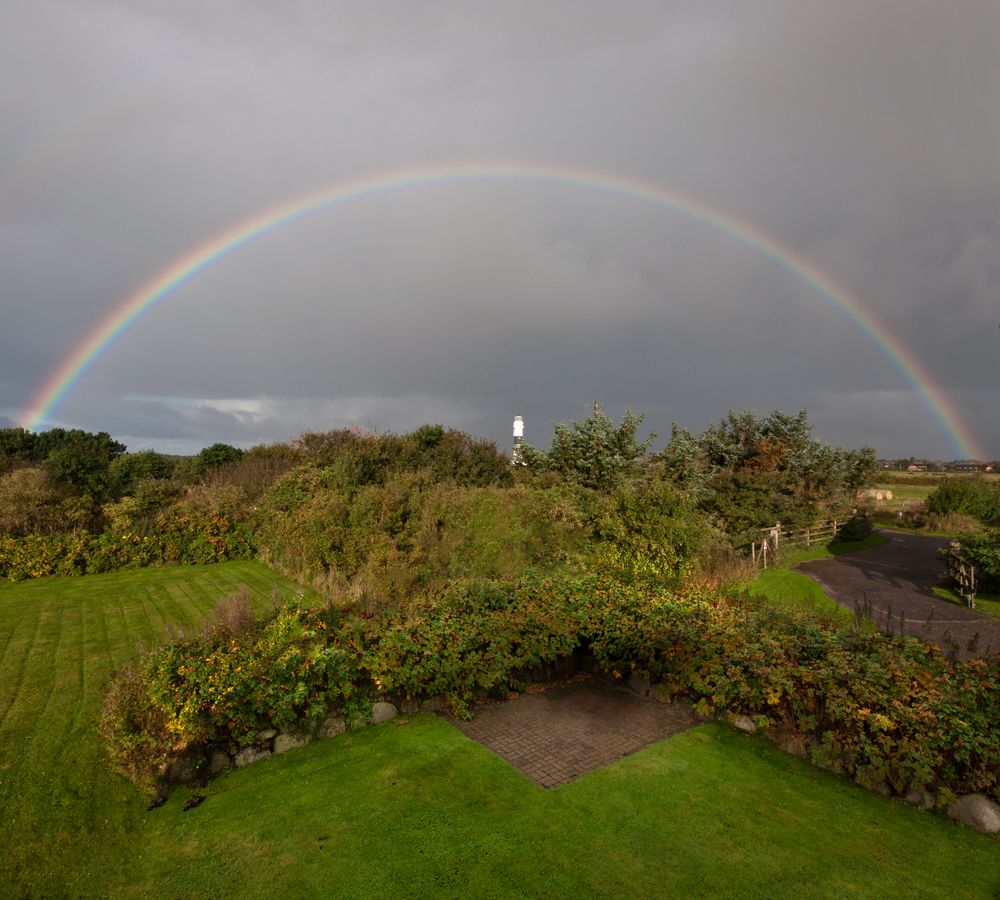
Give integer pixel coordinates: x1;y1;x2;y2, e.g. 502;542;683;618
20;161;985;459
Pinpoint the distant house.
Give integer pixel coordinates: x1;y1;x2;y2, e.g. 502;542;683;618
907;464;928;472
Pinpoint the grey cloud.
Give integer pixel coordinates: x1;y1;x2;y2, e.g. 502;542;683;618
3;1;998;458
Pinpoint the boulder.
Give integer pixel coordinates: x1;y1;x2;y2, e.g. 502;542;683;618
235;747;271;768
207;750;232;776
770;727;808;758
947;794;1000;834
370;701;398;725
319;716;346;738
904;788;935;811
255;729;278;743
730;714;757;734
274;732;311;754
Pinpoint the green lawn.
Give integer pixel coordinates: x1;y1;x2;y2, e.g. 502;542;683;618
1;564;997;897
745;567;852;621
742;535;886;622
0;562;315;896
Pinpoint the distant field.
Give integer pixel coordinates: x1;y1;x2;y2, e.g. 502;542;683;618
875;483;933;502
1;563;997;897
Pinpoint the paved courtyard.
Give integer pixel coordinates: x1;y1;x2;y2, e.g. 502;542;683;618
449;674;700;788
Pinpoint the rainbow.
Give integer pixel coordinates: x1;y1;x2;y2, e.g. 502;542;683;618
20;161;986;459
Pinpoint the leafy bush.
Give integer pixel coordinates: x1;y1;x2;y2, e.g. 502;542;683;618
144;604;355;747
255;472;596;609
363;576;586;713
927;478;1000;527
0;508;252;581
661;410;877;537
98;661;173;794
0;533;91;580
583;586;999;799
589;470;715;585
292;427;512;490
103;574;1000;804
102;477;182;534
836;514;873;543
0;467;93;536
960;531;1000;592
520;404;655;490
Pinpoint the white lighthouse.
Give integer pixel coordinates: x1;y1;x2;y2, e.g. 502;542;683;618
512;415;525;465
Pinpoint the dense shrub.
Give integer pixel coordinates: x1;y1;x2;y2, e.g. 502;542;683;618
0;510;252;581
588;470;716;585
255;472;596;609
836;513;873;543
0;467;94;536
960;531;1000;592
145;604;355;746
109;451;175;494
520;405;655;490
100;599;357;791
103;575;999;804
292;427;512;490
582;585;999;799
102;478;183;534
926;477;1000;527
98;661;173;794
363;576;585;713
0;533;91;580
661;410;877;537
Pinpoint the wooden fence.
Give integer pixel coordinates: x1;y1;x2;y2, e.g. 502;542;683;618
946;540;977;608
746;517;849;570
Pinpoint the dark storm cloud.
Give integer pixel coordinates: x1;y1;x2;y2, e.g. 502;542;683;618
2;1;998;458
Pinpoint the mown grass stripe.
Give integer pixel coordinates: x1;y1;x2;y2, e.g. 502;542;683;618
0;595;46;732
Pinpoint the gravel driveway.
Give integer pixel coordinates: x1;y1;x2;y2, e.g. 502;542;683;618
797;529;1000;659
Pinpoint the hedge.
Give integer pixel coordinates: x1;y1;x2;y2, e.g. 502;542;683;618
101;575;999;804
0;513;252;581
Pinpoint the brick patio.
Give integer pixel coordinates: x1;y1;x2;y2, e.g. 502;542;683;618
449;674;700;788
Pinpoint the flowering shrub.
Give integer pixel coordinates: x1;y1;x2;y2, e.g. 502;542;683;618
145;605;355;746
100;601;356;791
583;587;999;799
102;576;999;803
0;533;90;580
0;513;252;581
363;577;585;714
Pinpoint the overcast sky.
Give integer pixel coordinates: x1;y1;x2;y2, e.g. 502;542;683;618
2;1;998;458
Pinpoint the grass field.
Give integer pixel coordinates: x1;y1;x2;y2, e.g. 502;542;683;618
1;563;997;897
874;482;933;503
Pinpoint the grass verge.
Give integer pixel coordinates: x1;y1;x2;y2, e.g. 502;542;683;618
931;585;1000;621
741;535;887;622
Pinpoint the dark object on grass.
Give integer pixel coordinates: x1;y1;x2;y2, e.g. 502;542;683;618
146;795;167;811
182;794;205;811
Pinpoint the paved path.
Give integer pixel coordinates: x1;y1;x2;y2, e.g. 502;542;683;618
450;675;699;788
798;530;1000;659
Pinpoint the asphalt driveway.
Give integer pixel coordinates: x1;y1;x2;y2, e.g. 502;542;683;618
797;530;1000;659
